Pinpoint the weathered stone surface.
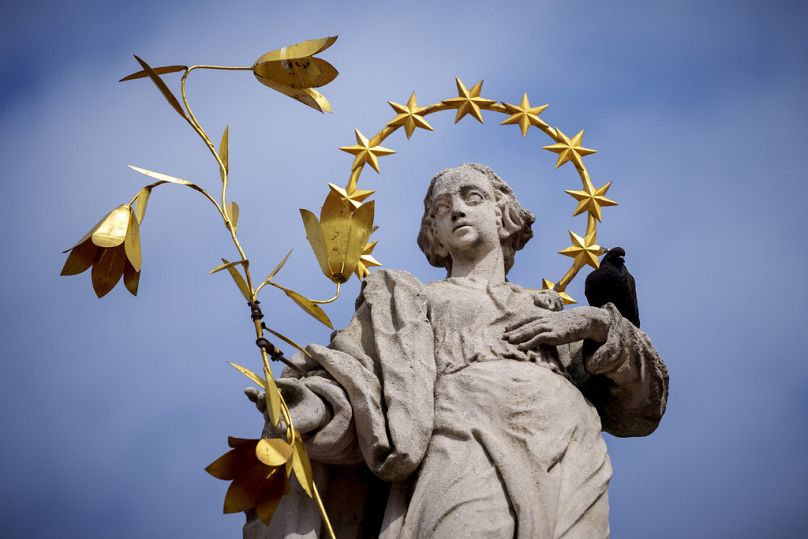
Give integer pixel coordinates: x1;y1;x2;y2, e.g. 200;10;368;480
245;164;668;538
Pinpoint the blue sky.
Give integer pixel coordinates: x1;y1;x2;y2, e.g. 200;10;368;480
1;0;807;537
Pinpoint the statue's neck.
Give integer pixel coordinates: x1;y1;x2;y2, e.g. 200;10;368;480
448;245;506;284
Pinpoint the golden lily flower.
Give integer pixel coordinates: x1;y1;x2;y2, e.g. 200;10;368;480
206;435;315;525
253;36;338;113
300;192;375;284
205;437;290;525
60;204;142;298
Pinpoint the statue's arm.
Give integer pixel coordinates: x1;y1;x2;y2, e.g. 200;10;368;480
567;303;669;437
250;269;436;477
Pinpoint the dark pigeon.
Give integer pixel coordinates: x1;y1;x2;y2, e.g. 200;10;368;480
585;247;640;328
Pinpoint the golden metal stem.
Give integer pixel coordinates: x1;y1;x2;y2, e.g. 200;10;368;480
309;282;341;304
177;65;335;535
312;481;336;539
179;66;256;294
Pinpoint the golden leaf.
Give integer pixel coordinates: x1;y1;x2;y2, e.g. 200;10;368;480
267;282;333;329
91;205;131;248
91;245;126;298
253;36;337;64
266;249;293;281
219;125;229;182
264;327;311;358
127;164;193;186
220;258;252;301
227;201;239;232
291;437;314;498
134;188;151;224
119;64;186;82
132;55;187;119
227;362;266;389
255;438;293;467
210;259;246;275
264;365;282;427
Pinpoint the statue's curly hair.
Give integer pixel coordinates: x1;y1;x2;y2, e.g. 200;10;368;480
417;163;535;275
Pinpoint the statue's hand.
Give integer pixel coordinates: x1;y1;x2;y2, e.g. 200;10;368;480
504;306;610;349
244;379;328;434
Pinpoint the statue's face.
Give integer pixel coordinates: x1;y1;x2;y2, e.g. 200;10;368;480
430;169;502;260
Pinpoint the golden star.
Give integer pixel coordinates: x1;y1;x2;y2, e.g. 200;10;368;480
328;183;375;209
387;92;434;139
442;78;496;124
558;230;603;270
543;129;596;169
540;278;576;305
500;93;549;136
564;180;618;222
339;129;396;173
355;240;382;279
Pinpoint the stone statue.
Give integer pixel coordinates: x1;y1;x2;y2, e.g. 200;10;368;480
244;163;669;539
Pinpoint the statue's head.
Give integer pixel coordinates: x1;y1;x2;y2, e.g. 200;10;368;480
417;163;535;275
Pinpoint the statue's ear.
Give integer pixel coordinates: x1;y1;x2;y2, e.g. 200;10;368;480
496;205;510;240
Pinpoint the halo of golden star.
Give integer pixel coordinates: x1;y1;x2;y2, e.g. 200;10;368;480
328;183;374;209
441;78;496;124
387;92;433;139
500;93;549;136
339;129;395;173
564;180;618;222
543;128;596;169
559;230;603;270
319;77;620;299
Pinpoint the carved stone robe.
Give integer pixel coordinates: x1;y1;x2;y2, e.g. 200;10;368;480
244;270;668;539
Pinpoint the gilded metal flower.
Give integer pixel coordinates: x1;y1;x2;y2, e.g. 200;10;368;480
300;191;375;284
253;36;339;113
205;437;290;525
206;434;315;525
60;204;142;298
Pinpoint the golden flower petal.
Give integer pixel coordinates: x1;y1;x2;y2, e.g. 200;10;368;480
60;240;99;276
254;471;287;524
91;245;126;298
343;201;375;278
91;205;131;248
206;442;258;481
319;192;354;280
300;209;330;279
123;261;140;296
253;36;337;64
253;57;338;89
124;207;141;271
254;77;332;113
